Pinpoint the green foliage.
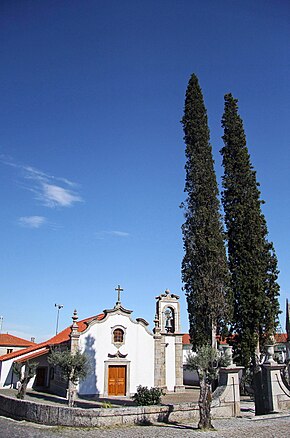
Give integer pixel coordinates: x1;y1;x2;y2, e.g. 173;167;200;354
132;385;165;406
220;93;280;367
12;362;23;379
48;348;89;385
101;401;112;408
186;344;230;382
12;361;38;399
13;360;38;381
181;74;232;349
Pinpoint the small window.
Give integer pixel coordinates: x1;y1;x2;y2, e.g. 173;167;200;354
7;348;13;354
113;328;124;344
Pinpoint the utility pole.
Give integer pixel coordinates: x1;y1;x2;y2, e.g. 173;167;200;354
55;304;63;335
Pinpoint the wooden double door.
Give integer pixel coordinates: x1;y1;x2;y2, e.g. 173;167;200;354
108;365;126;396
35;367;47;387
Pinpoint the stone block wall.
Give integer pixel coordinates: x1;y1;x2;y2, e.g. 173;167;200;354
0;392;238;427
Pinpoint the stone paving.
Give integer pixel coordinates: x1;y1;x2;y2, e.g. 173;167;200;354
0;414;290;438
0;386;200;408
0;388;289;437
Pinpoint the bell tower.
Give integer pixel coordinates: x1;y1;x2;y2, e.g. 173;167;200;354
154;289;184;392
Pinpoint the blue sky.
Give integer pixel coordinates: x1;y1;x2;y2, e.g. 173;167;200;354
0;1;289;341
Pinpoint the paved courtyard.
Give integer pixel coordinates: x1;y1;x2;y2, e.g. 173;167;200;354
0;414;290;438
0;388;289;437
0;386;200;408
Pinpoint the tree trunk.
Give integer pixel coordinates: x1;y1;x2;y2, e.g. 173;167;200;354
211;323;217;350
255;338;260;362
17;378;28;399
198;375;213;429
67;369;76;407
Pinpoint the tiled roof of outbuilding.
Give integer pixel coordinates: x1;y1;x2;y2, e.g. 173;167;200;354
0;313;105;362
182;333;288;346
275;333;288;343
0;333;35;347
182;334;191;345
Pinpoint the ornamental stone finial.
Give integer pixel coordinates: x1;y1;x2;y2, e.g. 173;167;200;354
71;309;78;330
70;309;80;354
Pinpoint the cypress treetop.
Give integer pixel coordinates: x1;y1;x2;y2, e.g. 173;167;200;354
221;93;280;367
181;74;231;350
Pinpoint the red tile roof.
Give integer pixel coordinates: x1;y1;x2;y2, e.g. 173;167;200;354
182;334;191;345
183;333;288;346
274;333;288;343
0;314;104;362
16;348;50;363
0;333;35;347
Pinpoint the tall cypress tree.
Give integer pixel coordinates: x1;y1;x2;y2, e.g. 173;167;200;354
181;74;231;350
221;93;280;368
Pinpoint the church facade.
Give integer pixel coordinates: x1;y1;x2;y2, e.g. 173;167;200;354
0;288;184;397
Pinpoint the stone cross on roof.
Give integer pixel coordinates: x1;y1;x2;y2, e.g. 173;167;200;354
115;285;124;305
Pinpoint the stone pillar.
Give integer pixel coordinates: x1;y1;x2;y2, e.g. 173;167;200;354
154;289;183;392
70;309;80;354
258;360;290;413
214;365;244;417
160;336;167;390
254;341;290;414
283;298;290;386
153;316;166;389
67;310;80;404
286;341;290;382
174;334;185;392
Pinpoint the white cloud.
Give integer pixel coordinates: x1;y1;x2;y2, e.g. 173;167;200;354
1;156;83;208
110;231;130;237
42;183;82;207
95;230;130;239
18;216;46;228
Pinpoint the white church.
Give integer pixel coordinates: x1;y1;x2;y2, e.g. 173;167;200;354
0;287;185;397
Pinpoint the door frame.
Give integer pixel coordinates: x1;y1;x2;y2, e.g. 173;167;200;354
34;366;48;387
104;360;130;397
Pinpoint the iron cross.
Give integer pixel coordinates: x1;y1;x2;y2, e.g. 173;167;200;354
115;284;124;304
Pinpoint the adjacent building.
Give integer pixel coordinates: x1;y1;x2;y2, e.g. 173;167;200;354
0;333;35;356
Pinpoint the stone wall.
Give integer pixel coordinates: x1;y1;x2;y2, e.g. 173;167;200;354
0;393;197;426
0;392;236;427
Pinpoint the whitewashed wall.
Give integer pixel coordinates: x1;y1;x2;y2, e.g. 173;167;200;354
78;312;154;396
182;345;199;386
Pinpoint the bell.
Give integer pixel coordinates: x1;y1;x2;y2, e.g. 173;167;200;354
165;316;172;332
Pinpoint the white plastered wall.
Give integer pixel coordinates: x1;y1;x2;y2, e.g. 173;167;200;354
0;359;15;387
78;313;154;396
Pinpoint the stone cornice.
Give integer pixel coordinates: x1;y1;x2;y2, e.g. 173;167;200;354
103;305;133;316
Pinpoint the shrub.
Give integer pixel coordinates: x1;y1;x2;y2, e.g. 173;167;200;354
101;401;112;408
132;385;164;406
